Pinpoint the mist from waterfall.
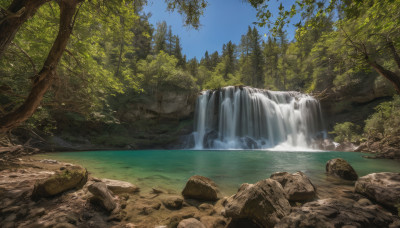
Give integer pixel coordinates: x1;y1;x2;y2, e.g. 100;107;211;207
191;86;325;150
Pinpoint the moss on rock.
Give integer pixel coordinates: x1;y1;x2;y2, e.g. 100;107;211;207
32;165;88;200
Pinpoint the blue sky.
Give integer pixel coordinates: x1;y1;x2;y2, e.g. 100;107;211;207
144;0;297;60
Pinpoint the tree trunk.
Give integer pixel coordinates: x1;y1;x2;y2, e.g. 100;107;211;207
368;59;400;94
0;0;82;134
0;0;50;58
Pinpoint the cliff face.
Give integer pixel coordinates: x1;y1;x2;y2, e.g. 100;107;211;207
319;75;395;130
118;91;197;122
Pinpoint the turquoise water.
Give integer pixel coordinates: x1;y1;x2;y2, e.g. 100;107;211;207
36;150;400;195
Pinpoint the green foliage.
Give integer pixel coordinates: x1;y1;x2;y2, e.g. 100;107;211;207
364;95;400;138
330;122;361;143
137;51;197;92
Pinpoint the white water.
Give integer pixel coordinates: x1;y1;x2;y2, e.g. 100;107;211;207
192;86;325;150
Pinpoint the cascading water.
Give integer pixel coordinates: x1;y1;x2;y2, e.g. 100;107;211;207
191;86;325;150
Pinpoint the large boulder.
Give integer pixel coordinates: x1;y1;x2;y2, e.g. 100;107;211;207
101;179;139;194
276;197;398;228
326;158;358;180
355;172;400;211
177;218;206;228
31;165;88;199
224;179;291;227
182;175;220;201
270;171;316;202
88;182;117;212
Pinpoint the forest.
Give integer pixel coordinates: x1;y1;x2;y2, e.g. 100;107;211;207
0;0;399;153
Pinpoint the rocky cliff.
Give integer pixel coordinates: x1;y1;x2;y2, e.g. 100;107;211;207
318;74;395;130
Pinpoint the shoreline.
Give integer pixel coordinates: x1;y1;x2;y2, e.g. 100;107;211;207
1;153;399;227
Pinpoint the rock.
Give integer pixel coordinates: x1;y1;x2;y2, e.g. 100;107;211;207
178;218;206;228
134;200;161;215
182;175;220;201
198;203;213;211
101;178;139;194
53;223;77;228
88;182;116;212
224;179;291;227
162;195;184;210
167;206;199;228
29;207;46;218
357;198;373;206
151;187;164;194
355;172;400;211
40;159;58;164
203;130;218;149
241;137;258;149
326;158;358;180
322;139;336;151
270;171;316;202
335;142;356;152
31;165;88;199
226;219;261;228
275;197;397;228
200;216;227;228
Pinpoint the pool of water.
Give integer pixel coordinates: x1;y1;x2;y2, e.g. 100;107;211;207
35;150;400;195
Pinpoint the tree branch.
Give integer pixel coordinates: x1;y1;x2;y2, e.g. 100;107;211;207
387;39;400;70
0;6;25;25
11;41;37;72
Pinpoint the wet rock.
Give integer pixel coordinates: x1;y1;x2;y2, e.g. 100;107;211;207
326;158;358;180
178;218;206;228
88;182;116;212
322;139;336;151
224;179;291;227
182;175;220;201
101;178;139;194
241;137;258;149
136;200;161;215
270;171;316;202
203;130;218;149
275;197;397;228
355;172;400;211
40;159;58;164
162;195;184;210
335;142;356;152
31;165;88;199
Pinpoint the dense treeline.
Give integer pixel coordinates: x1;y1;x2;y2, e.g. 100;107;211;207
0;0;201;137
0;0;399;149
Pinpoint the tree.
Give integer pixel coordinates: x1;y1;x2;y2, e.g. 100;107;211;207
200;51;212;70
250;27;264;88
0;0;83;134
174;36;184;67
210;51;220;70
0;0;207;134
249;0;400;93
221;41;237;79
238;27;263;88
153;21;167;54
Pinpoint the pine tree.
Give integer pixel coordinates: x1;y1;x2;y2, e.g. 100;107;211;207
153;21;167;54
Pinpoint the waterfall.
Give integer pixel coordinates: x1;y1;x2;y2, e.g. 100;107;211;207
192;86;325;150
